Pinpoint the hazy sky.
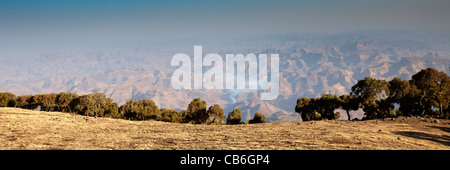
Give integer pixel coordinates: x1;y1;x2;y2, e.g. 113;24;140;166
1;0;450;56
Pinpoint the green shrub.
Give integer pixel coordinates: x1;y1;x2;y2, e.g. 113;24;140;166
0;92;17;107
207;104;225;124
16;95;32;109
185;98;209;124
160;108;183;123
41;93;57;111
226;108;242;125
72;93;119;118
248;112;266;124
179;110;188;122
55;92;78;113
119;99;160;120
29;93;57;111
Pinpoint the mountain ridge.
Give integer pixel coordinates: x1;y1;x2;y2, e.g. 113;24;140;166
1;32;449;122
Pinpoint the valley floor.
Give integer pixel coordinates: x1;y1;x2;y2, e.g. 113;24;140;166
0;107;448;150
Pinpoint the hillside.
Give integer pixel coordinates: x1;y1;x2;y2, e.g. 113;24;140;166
0;107;448;150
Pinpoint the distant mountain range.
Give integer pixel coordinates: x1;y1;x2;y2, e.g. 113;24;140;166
1;31;449;122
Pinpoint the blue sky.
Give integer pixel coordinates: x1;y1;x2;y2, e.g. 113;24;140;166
1;0;450;56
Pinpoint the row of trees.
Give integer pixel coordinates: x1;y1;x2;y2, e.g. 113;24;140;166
3;67;445;123
181;98;265;124
296;68;450;121
0;92;266;124
0;92;119;117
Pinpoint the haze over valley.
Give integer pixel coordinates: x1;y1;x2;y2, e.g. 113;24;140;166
1;31;449;122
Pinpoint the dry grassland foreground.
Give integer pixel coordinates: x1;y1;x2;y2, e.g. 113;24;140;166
0;107;449;150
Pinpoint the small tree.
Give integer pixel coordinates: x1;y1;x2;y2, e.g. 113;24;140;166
410;68;450;117
0;92;17;107
249;112;265;124
185;98;209;124
207;104;225;124
119;99;160;120
351;77;389;119
226;108;242;125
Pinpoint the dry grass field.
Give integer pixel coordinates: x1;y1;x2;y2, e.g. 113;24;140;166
0;107;449;150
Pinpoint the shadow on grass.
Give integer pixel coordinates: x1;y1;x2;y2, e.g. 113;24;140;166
427;126;450;133
395;131;450;146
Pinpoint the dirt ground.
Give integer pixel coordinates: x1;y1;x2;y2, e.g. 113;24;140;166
0;107;448;150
